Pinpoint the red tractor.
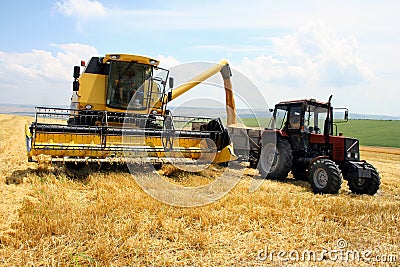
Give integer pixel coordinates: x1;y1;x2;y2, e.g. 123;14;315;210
253;96;380;194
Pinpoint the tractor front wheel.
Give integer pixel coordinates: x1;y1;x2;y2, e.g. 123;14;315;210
308;159;342;194
347;164;380;195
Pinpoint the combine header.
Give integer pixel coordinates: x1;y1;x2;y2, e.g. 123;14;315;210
26;54;235;165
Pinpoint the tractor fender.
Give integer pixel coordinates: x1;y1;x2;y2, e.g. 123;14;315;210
307;155;330;170
261;129;289;138
276;129;289;138
260;129;288;146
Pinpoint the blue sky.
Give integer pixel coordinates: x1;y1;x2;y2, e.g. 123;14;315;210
0;0;399;116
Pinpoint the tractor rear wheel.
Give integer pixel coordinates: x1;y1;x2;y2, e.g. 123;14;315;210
347;163;380;195
308;159;342;194
257;138;292;180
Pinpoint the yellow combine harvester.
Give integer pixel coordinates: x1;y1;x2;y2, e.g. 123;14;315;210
26;54;237;165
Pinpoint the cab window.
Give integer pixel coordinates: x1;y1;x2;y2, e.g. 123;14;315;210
304;105;329;134
288;106;302;129
106;61;151;109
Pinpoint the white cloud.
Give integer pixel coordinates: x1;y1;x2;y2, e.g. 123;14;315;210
0;44;98;82
0;47;184;107
237;23;374;88
55;0;106;19
0;44;98;105
156;55;180;69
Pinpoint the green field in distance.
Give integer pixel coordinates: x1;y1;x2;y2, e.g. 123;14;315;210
240;118;400;148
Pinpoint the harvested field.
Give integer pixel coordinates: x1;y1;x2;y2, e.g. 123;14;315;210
0;114;399;266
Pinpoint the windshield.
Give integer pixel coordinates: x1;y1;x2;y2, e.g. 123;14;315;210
304;104;329;134
272;105;302;130
106;61;152;109
272;106;288;130
105;61;170;110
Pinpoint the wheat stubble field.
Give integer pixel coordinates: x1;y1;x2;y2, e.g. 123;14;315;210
0;114;399;266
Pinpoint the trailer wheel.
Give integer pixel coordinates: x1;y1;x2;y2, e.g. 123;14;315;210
309;159;342;194
257;138;292;180
347;163;380;195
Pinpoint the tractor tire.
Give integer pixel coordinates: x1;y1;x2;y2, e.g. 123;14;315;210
347;163;380;195
257;138;292;180
291;164;308;181
308;159;342;194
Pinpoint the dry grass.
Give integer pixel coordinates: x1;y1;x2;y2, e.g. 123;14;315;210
0;114;399;266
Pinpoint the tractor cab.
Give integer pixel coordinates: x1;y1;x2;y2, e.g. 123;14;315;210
272;99;331;134
271;99;333;152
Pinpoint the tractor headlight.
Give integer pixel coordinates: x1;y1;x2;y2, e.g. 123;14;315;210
85;104;92;110
347;152;352;158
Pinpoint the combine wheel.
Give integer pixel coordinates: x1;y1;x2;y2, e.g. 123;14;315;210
65;161;90;178
257;138;292;180
308;159;342;194
152;162;163;170
347;163;380;195
65;161;87;170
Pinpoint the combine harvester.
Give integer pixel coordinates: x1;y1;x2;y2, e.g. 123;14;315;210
26;54;236;167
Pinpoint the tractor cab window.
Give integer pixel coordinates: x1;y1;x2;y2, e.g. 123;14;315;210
272;105;303;130
272;106;288;129
304;104;329;134
288;106;302;129
106;61;152;109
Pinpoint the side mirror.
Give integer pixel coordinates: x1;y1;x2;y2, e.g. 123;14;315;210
269;108;274;112
169;77;174;89
167;91;172;102
333;107;349;123
73;66;81;79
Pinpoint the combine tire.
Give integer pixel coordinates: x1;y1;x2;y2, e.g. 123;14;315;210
308;159;342;194
65;161;87;170
257;138;292;180
65;161;90;179
347;163;380;195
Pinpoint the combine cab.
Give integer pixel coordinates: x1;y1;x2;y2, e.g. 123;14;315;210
26;54;235;166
